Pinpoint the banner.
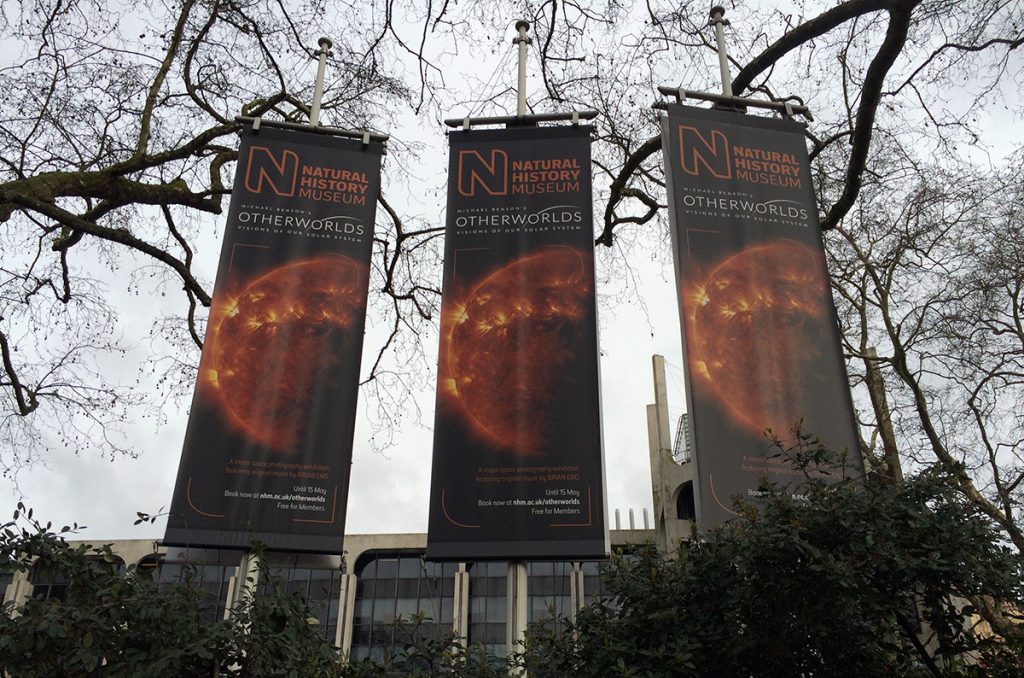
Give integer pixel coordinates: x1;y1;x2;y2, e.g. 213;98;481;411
661;104;863;529
164;125;382;553
426;126;608;560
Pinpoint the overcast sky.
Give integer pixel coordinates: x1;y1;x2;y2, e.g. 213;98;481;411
0;17;691;544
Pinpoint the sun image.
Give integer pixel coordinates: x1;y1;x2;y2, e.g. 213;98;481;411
202;256;366;453
441;247;591;455
687;241;829;439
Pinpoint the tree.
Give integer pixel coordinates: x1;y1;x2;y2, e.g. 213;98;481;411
1;0;1022;590
515;0;1024;566
828;158;1024;557
520;465;1024;676
0;0;447;469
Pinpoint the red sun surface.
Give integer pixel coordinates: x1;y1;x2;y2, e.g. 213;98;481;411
202;256;366;453
687;241;829;439
442;247;590;455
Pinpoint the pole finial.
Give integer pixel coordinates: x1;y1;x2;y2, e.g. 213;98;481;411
318;36;333;51
709;6;726;20
515;20;530;32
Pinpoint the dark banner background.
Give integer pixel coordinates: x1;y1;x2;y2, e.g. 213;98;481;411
427;126;608;560
165;126;382;553
661;104;863;529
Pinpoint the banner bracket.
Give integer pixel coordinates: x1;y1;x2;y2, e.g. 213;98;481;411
235;116;390;143
251;116;262;132
652;87;813;121
443;110;599;130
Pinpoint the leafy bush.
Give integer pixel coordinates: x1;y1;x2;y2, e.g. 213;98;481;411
521;469;1024;677
3;461;1022;677
0;508;508;677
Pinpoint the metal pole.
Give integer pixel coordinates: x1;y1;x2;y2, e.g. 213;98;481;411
513;21;531;116
709;7;733;98
228;550;260;622
310;36;333;127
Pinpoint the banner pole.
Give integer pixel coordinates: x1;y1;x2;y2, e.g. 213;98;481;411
310;36;333;126
513;21;531;117
709;7;733;97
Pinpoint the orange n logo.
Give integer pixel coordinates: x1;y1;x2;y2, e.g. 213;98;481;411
678;126;731;179
244;146;300;196
457;149;509;196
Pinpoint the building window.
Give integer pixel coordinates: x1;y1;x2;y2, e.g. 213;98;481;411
29;563;70;602
676;481;696;521
31;556;124;602
673;413;692;463
467;561;508;657
580;561;607;606
136;555;234;622
0;560;13;606
350;552;456;662
527;561;574;629
261;564;343;643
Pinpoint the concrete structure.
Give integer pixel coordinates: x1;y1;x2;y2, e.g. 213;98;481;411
2;356;695;660
648;354;694;553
